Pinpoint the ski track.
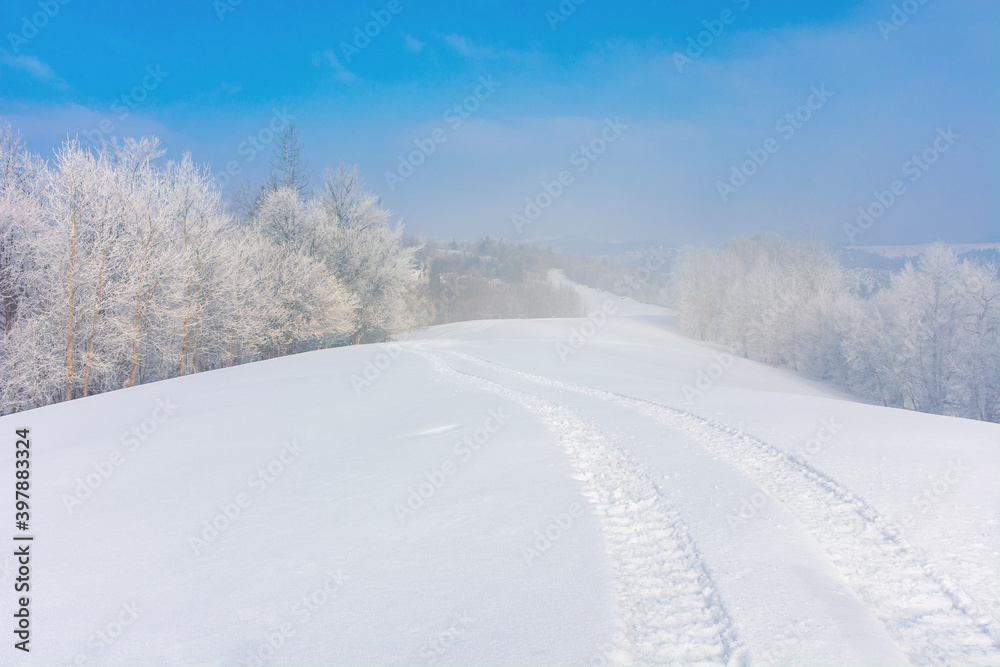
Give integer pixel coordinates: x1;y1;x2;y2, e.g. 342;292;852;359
433;349;1000;666
414;350;747;666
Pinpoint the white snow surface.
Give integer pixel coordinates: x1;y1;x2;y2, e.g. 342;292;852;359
2;283;999;666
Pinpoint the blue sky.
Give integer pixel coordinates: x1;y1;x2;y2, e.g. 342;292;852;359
1;0;997;245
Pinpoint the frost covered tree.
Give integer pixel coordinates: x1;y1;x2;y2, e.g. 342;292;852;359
843;244;1000;420
249;188;357;354
673;234;843;371
672;246;729;342
0;122;417;416
319;166;420;343
672;235;999;422
0;121;37;337
248;167;421;345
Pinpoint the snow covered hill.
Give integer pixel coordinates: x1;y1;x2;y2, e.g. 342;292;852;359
2;285;998;666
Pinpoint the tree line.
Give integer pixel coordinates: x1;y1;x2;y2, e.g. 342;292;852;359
417;237;582;324
0;121;421;414
668;235;999;422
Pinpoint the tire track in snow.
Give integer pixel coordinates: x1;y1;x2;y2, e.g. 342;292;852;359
441;350;1000;666
414;350;747;666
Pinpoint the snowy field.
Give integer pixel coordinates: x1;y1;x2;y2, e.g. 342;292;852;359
2;284;998;666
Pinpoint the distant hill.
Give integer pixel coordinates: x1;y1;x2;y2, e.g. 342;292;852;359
842;243;1000;273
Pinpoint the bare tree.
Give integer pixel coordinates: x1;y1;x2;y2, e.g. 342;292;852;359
270;124;311;197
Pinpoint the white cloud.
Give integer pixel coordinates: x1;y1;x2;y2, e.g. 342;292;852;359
404;34;425;54
442;34;495;59
440;34;537;64
0;50;66;88
315;50;355;84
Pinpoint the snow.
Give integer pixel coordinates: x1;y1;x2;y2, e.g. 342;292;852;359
1;282;998;666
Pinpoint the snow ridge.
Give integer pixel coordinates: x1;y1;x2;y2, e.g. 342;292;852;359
415;350;747;666
441;350;1000;666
